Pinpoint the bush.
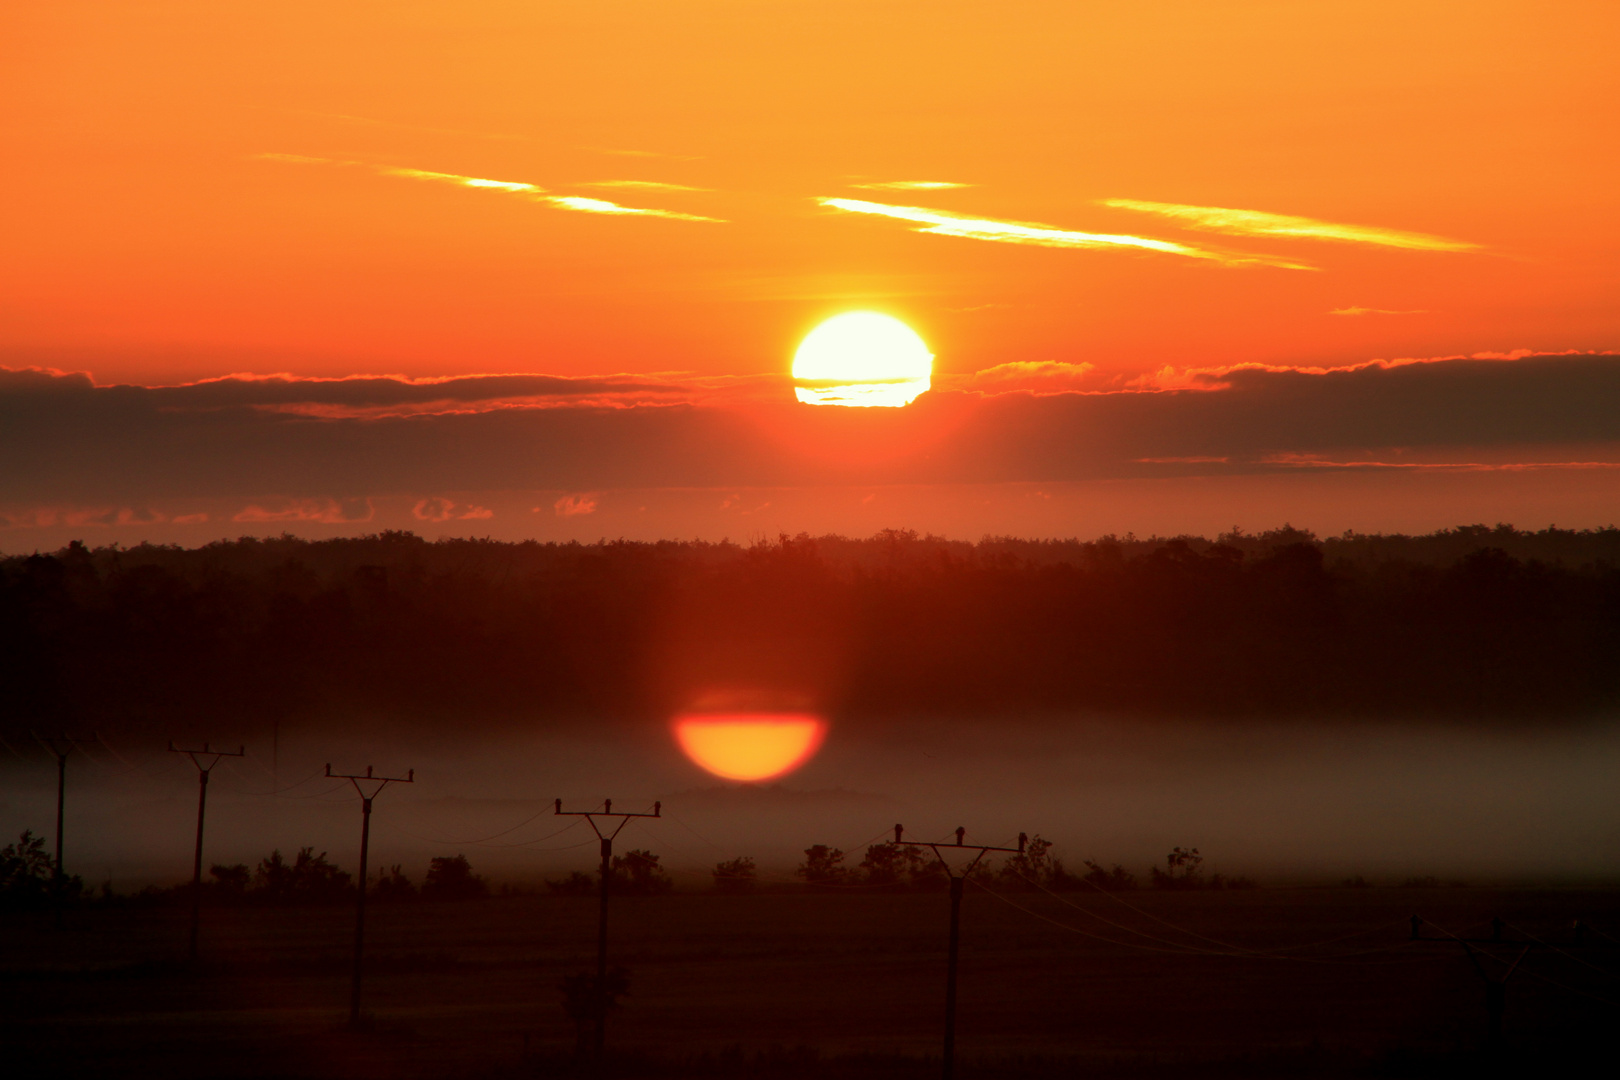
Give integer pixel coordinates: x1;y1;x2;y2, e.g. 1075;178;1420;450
421;855;488;901
0;830;79;908
712;856;756;894
1080;860;1138;891
1150;847;1204;890
253;847;352;904
797;845;848;885
996;835;1069;890
371;864;417;901
612;849;673;896
546;871;596;896
210;863;250;898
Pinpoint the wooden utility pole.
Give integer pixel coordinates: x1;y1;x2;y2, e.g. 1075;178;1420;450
1408;915;1616;1047
553;798;662;1059
32;733;95;926
168;741;245;962
894;824;1027;1080
327;763;414;1028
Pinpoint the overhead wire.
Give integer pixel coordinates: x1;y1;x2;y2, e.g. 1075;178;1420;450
1501;919;1620;980
1010;867;1418;959
374;805;582;848
978;875;1429;965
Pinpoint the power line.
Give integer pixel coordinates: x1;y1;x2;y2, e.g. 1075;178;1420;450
1408;914;1620;1045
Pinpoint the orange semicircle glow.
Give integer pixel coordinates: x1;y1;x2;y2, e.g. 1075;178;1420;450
673;713;827;782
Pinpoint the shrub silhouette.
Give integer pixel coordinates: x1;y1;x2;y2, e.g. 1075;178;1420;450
712;856;756;893
209;863;250;899
797;845;848;885
611;849;673;896
1081;861;1138;891
546;871;596;896
996;835;1071;890
421;855;487;900
1150;847;1204;890
252;847;352;904
0;830;78;908
371;864;417;902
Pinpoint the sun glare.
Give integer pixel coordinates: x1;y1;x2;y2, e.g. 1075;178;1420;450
673;713;827;782
792;312;933;407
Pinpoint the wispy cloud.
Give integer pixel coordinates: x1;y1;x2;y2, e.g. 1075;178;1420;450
413;497;492;522
851;180;972;191
545;195;722;222
1330;306;1428;316
579;180;711;192
817;198;1313;269
259;154;722;222
947;360;1105;395
1102;199;1480;253
380;165;544;194
234;498;374;524
554;492;599;517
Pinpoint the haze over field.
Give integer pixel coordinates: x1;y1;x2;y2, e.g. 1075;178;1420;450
6;717;1620;892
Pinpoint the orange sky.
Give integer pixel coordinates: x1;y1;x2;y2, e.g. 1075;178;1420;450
4;2;1620;549
4;1;1616;387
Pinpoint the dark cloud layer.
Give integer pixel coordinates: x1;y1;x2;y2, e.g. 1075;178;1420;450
3;354;1617;503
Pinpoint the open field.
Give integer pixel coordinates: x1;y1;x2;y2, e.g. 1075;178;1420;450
5;887;1618;1078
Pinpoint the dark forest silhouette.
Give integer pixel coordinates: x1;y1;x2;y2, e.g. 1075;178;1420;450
4;523;1619;738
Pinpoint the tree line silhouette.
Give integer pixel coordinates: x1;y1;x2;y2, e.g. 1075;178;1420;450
784;838;1254;893
0;835;496;910
4;523;1619;736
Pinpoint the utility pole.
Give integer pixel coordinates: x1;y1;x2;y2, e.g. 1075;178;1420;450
168;740;245;963
894;824;1026;1080
554;798;662;1059
32;732;95;926
1408;915;1614;1047
327;763;414;1028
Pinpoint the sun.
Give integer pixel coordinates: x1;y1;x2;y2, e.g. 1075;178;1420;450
792;312;933;407
673;713;828;782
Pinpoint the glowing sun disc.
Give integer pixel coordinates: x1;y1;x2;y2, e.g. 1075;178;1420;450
674;714;828;781
792;312;932;408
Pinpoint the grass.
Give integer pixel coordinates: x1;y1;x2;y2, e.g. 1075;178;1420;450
4;887;1617;1078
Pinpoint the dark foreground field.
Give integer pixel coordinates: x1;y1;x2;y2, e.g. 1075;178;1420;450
5;887;1617;1079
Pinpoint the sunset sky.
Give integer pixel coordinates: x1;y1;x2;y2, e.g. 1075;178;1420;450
4;2;1618;546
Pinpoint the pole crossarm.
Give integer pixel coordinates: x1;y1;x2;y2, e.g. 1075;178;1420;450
553;798;662;839
893;824;1028;877
169;741;245;772
326;763;415;800
33;732;97;760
